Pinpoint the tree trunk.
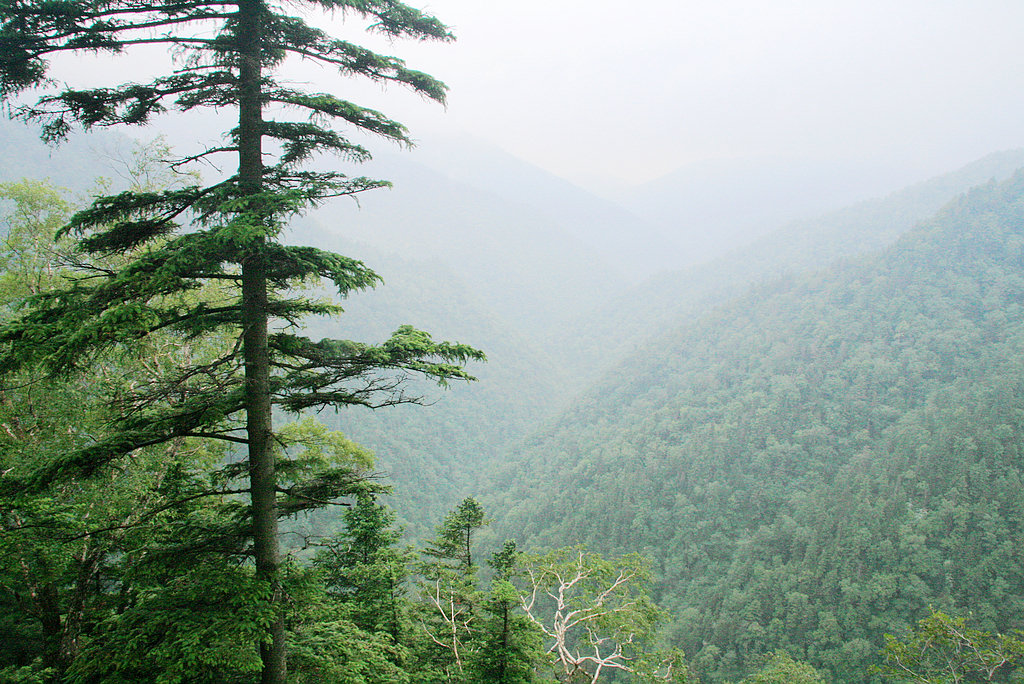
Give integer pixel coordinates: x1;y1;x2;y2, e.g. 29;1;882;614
236;0;286;681
36;582;63;671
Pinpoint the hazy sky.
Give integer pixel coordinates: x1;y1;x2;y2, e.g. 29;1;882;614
45;1;1024;193
314;0;1024;190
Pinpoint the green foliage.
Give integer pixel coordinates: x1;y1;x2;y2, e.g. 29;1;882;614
288;617;412;684
0;171;484;683
66;561;272;684
411;498;492;682
737;652;826;683
879;610;1024;683
632;649;701;683
517;545;665;682
287;558;413;684
313;494;413;639
469;541;544;683
469;586;543;684
490;539;521;580
422;497;490;576
402;503;545;683
0;660;57;684
0;177;236;676
0;178;72;300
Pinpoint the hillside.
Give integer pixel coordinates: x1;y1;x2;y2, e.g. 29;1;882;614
554;149;1024;385
0;118;137;193
286;236;569;535
292;150;1024;544
487;173;1024;681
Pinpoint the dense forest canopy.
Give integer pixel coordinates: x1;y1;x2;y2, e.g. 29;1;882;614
486;172;1024;681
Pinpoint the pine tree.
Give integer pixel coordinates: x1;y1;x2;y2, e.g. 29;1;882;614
415;497;490;681
422;497;490;576
472;540;542;683
0;2;480;681
314;494;413;640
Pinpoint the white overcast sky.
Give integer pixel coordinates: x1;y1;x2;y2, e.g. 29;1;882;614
46;1;1024;191
315;0;1024;189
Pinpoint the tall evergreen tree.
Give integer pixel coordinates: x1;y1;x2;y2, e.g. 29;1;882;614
314;494;413;640
0;2;479;681
471;540;541;684
414;497;490;681
422;497;489;576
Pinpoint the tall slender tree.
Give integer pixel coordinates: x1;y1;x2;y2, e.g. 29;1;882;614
422;497;490;575
0;2;478;681
314;494;413;640
415;497;490;680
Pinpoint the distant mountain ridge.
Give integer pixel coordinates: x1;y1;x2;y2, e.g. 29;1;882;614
306;152;630;339
551;148;1024;385
620;154;947;265
403;135;687;278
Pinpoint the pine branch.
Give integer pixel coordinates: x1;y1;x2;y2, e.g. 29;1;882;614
180;431;248;444
33;488;251;543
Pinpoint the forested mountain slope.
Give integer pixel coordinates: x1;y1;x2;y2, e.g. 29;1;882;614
294;151;1024;538
488;173;1024;682
556;149;1024;385
288;237;569;535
